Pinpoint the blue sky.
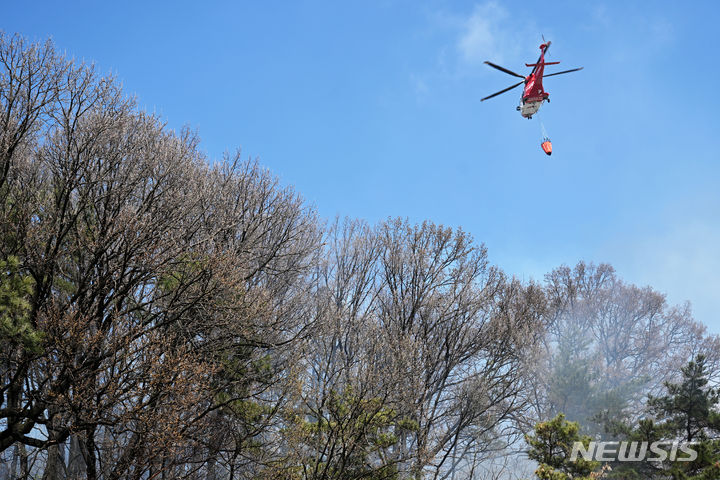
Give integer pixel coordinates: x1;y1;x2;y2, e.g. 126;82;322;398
5;1;719;331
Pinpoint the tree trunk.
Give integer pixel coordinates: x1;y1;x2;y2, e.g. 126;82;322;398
67;435;86;480
42;441;67;480
10;442;29;479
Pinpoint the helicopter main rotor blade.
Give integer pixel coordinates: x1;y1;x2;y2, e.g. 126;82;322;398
484;61;526;79
544;67;584;77
481;80;524;102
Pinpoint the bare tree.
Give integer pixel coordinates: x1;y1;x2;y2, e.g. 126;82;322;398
283;218;546;480
0;33;320;479
372;219;545;479
530;261;720;432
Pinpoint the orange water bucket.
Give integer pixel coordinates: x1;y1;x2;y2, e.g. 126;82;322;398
541;139;552;155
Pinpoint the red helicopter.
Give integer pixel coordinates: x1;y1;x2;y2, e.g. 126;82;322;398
481;41;582;120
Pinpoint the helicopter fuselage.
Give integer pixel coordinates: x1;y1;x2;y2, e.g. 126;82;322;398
517;43;556;119
518;99;544;118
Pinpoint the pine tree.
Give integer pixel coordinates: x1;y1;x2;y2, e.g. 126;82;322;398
0;255;39;352
606;356;720;479
525;413;603;480
647;355;720;479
